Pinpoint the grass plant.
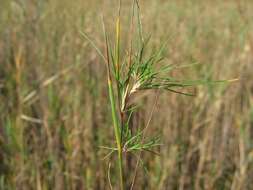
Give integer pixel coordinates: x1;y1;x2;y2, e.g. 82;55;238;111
82;0;236;189
0;0;252;189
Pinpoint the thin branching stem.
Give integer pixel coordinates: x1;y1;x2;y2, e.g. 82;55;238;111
130;91;159;190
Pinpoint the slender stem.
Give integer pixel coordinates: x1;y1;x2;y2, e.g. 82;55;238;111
130;92;159;190
108;78;124;190
128;0;135;69
114;4;125;189
115;0;123;147
103;17;124;189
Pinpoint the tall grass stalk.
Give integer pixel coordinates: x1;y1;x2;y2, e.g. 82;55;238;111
105;31;124;189
82;0;236;189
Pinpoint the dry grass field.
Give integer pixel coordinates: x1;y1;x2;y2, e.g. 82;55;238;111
0;0;253;189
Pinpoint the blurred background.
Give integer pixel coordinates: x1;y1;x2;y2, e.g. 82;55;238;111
0;0;253;189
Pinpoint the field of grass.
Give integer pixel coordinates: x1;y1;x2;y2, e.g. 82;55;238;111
0;0;253;189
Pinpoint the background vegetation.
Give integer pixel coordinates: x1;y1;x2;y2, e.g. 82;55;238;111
0;0;253;189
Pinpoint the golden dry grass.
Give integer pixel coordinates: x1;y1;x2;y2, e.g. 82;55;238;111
0;0;253;189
